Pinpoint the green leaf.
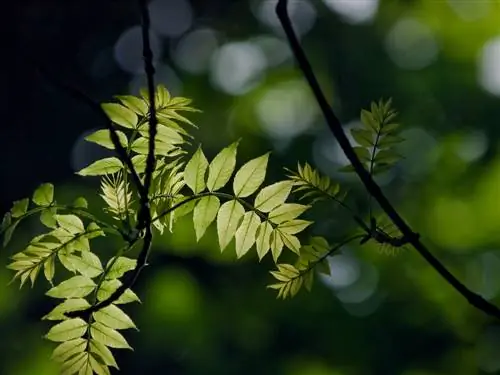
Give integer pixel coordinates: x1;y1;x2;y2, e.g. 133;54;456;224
56;215;84;234
353;146;371;162
254;181;294;213
235;212;260;258
256;221;273;260
90;321;132;349
193;196;220;241
87;222;105;239
375;149;401;165
45;318;88;342
270;230;284;262
77;157;123;176
46;276;96;299
2;219;17;247
268;204;310;224
278;230;301;254
233;153;270;198
40;208;57;228
60;352;87;375
1;212;11;233
90;353;111;375
351;128;373;147
11;198;29;218
44;254;55;284
116;95;148;116
101;103;138;129
378;134;404;148
277;219;312;234
184;147;208;194
89;339;118;368
138;123;184;144
73;197;88;209
130;137;177;156
32;183;54;206
85;129;128;150
216;200;245;251
381;123;400;134
105;257;136;280
93;305;137;330
97;279;140;304
72;252;104;278
43;298;91;321
361;109;378;130
51;338;87;363
206;141;239;191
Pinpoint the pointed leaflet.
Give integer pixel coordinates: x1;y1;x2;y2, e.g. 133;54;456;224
216;200;245;251
184;147;208;194
40;207;57;228
93;304;137;330
116;95;148;116
235;212;260;258
32;183;54;206
77;157;123;176
254;181;294;213
256;221;273;260
89;339;119;368
97;279;140;304
270;229;284;262
11;198;29;218
277;219;312;234
46;276;96;299
85;129;128;150
268;204;310;224
101;103;138;129
90;321;132;349
89;354;111;375
193;196;220;241
51;338;87;363
44;254;55;284
277;230;301;254
233;153;269;198
45;318;88;342
72;252;104;278
43;298;91;321
60;352;87;375
206;141;238;192
105;256;137;279
56;215;84;234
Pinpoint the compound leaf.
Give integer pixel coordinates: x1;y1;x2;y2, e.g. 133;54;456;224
254;181;294;213
233;153;269;198
45;318;88;342
206;141;238;192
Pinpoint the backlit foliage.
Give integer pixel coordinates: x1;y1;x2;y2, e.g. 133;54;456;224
0;87;406;373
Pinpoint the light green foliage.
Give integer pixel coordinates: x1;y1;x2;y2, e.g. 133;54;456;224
344;98;404;176
0;86;408;373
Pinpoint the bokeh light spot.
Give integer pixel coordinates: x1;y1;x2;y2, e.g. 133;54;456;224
322;0;379;24
148;0;193;38
173;28;219;74
479;37;500;96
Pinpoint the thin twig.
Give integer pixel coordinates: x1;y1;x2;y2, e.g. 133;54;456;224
276;0;500;319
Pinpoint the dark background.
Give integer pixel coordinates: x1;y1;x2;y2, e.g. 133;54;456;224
1;0;500;374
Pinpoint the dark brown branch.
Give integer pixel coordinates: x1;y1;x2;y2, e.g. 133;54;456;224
276;0;500;319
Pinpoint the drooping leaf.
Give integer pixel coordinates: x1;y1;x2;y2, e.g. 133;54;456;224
216;200;245;251
90;321;132;349
235;212;260;258
32;183;54;206
44;254;56;284
77;158;123;176
11;198;29;218
101;103;138;129
93;304;137;330
60;352;87;375
89;353;111;375
89;339;119;368
270;229;284;262
193;196;220;241
85;129;128;150
256;221;273;260
232;153;269;198
268;204;310;224
56;215;84;234
184;147;208;194
206;141;239;192
45;318;88;342
254;181;294;213
46;276;96;299
277;230;301;254
51;338;87;363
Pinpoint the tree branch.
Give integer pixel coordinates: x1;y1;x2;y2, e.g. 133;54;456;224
276;0;500;319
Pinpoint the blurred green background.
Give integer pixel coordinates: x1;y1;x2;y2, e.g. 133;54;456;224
2;0;500;374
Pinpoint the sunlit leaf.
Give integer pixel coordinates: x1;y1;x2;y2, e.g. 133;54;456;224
268;204;310;224
60;352;87;375
51;338;87;363
40;208;57;228
105;257;136;280
46;276;96;299
270;229;284;262
233;153;269;197
72;252;104;278
56;215;84;234
216;200;245;251
43;298;91;321
90;322;132;349
85;129;128;150
89;339;118;368
11;198;29;218
256;221;273;260
116;95;148;116
206;141;239;192
45;318;88;342
77;158;123;176
235;211;260;258
101;103;138;129
184;147;208;194
193;195;220;241
32;183;54;206
277;219;312;235
93;305;137;330
254;181;294;213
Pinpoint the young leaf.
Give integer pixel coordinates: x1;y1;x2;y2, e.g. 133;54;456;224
93;304;137;330
184;147;208;194
216;200;245;251
206;141;239;192
51;338;87;363
46;276;96;299
77;158;123;176
256;221;273;260
11;198;29;218
268;204;310;224
90;321;132;349
101;103;138;129
32;183;54;206
45;318;88;342
193;196;220;241
235;212;261;258
85;129;128;150
56;215;84;234
233;153;270;198
254;181;294;213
